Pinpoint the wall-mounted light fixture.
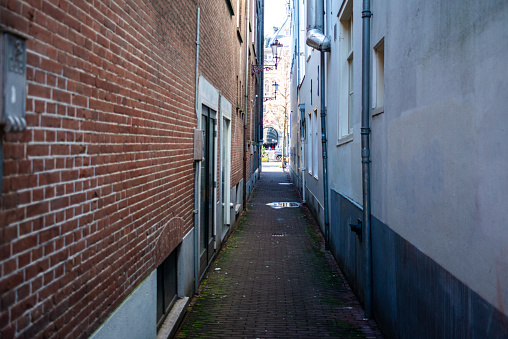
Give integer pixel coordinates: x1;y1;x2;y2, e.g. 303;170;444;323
264;82;279;102
251;39;283;74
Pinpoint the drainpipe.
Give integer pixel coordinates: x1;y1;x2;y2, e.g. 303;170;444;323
306;0;330;250
361;0;373;318
299;103;306;203
319;54;330;251
296;0;302;196
306;0;330;52
243;0;250;209
297;0;300;84
193;8;201;294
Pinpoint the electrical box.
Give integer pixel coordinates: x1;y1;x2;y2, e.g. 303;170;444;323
194;128;204;161
1;30;27;133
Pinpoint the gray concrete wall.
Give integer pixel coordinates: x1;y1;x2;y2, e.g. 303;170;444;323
380;0;508;314
331;190;508;339
90;272;157;339
229;180;244;228
297;57;326;229
179;230;196;298
322;0;508;321
291;0;508;336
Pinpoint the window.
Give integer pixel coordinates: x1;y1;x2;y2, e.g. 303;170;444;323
313;109;318;178
308;111;312;174
157;249;178;329
236;0;240;27
373;38;385;115
338;0;354;141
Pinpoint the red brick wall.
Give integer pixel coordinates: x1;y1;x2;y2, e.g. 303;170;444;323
0;0;198;337
197;0;257;190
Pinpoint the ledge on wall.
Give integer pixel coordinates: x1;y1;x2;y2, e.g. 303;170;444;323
156;297;190;339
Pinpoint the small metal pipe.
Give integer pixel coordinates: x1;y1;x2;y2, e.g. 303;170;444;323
298;103;306;203
306;0;331;248
320;52;330;251
361;0;373;318
193;7;201;294
306;0;330;52
242;0;250;210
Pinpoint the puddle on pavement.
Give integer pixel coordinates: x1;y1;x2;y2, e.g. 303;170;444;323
266;202;302;209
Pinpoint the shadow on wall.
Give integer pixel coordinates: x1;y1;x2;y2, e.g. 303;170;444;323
329;189;508;339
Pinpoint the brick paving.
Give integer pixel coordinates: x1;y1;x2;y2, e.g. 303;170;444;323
176;164;383;338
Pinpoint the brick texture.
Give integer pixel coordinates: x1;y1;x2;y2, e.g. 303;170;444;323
197;0;261;192
0;0;202;337
1;0;262;337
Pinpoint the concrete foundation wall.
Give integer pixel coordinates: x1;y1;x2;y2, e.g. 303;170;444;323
90;272;157;339
229;180;244;228
331;190;508;339
179;230;196;298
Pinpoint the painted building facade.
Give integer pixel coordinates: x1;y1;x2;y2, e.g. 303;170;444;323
290;0;508;337
0;0;263;337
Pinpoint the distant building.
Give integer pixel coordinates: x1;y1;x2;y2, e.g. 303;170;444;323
263;18;291;156
290;0;508;337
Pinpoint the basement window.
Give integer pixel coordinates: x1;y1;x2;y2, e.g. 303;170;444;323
157;249;178;329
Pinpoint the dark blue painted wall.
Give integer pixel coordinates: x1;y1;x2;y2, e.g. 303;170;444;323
330;189;508;339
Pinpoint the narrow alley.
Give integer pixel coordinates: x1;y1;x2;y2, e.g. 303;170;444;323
176;163;382;338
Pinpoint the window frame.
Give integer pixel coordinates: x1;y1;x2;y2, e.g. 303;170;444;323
337;0;354;144
373;37;385;116
312;108;319;179
156;249;178;330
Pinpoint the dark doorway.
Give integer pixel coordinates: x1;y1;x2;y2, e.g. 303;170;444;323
200;105;216;276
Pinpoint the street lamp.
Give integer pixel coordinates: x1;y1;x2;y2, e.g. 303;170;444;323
264;82;279;102
251;39;284;74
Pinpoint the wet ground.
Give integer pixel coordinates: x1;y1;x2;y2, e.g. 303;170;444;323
176;162;383;338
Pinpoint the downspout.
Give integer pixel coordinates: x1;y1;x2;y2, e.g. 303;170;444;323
243;0;250;209
320;54;330;251
306;0;330;250
361;0;373;318
297;0;306;203
299;103;306;203
193;8;201;294
306;0;331;51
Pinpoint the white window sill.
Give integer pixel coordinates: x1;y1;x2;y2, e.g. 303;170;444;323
372;106;384;116
337;133;353;146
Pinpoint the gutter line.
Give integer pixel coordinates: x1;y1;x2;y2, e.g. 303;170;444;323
361;0;373;318
193;7;201;294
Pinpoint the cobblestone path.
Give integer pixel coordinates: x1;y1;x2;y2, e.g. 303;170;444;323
176;164;383;338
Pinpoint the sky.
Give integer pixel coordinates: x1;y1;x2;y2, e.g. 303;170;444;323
264;0;289;36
